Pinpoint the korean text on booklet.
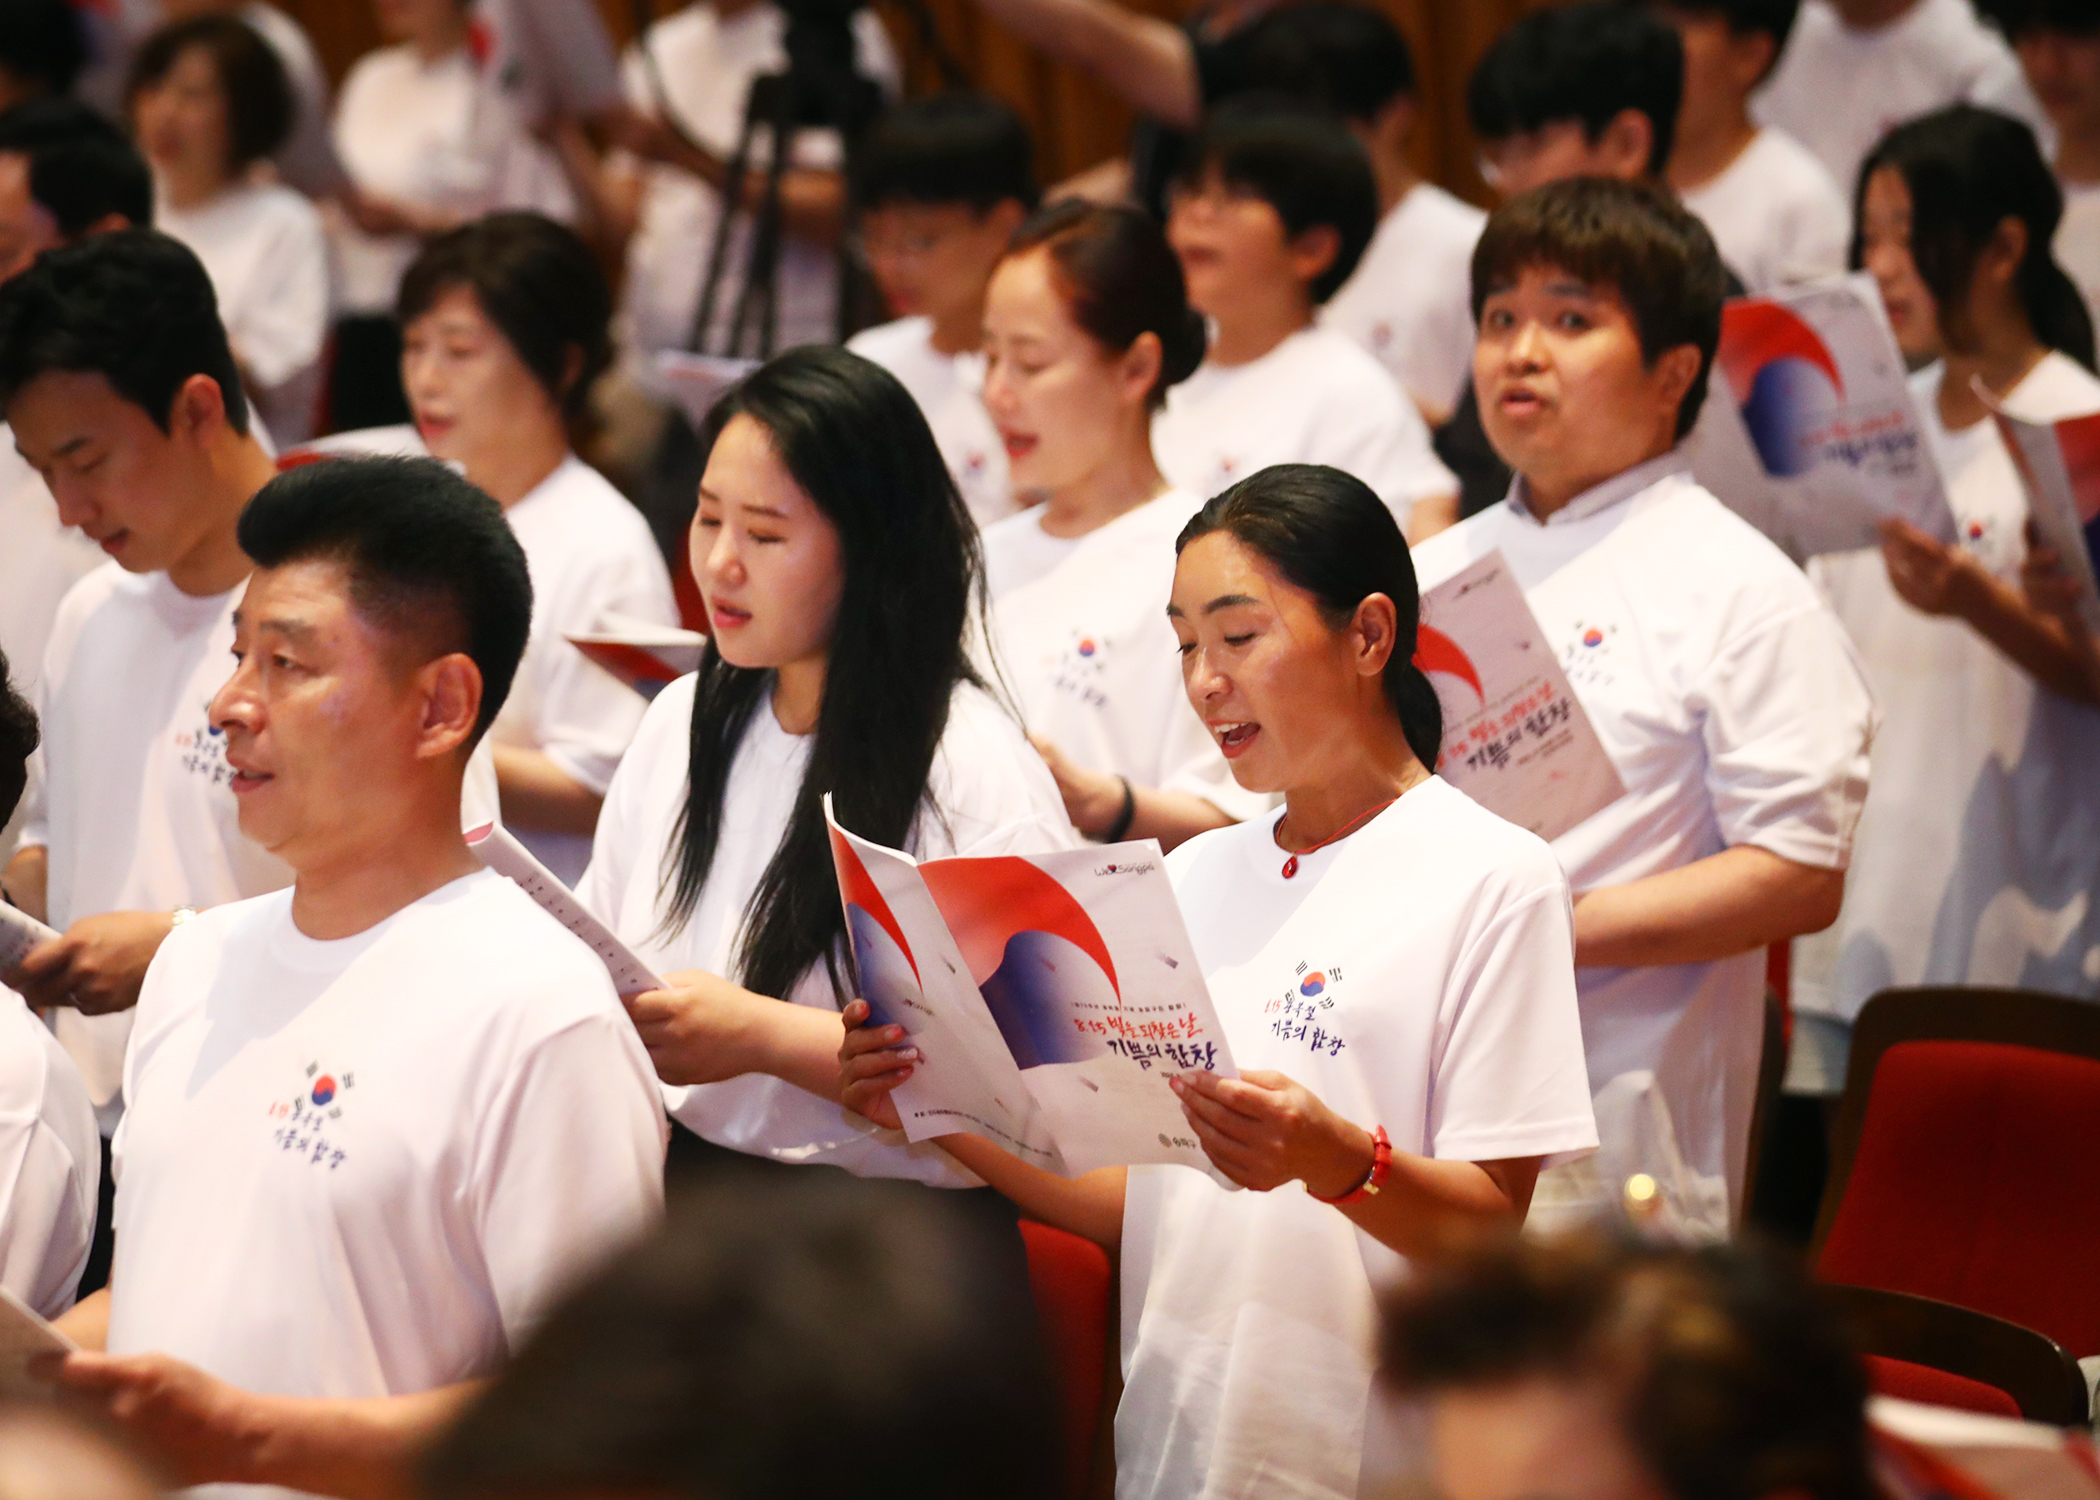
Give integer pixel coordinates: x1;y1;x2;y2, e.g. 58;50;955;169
0;1283;72;1392
568;611;708;698
1416;549;1625;843
1690;271;1956;559
825;797;1235;1179
0;903;59;974
465;822;663;998
1990;402;2100;634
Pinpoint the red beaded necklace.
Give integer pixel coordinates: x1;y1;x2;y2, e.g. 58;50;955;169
1277;798;1398;879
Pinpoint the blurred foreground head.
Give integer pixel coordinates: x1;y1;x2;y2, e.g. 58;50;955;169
424;1171;1058;1500
1382;1232;1872;1500
0;1405;160;1500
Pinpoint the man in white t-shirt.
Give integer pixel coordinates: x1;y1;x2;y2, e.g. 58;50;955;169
1650;0;1851;292
0;231;286;1142
846;92;1037;527
1412;178;1874;1240
1754;0;2049;204
46;454;665;1498
0;663;98;1319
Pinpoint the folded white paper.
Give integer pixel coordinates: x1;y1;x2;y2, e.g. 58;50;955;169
0;1284;72;1389
1417;550;1627;844
1690;272;1956;558
0;903;58;974
1988;402;2100;634
650;351;760;429
568;611;708;697
826;798;1235;1178
465;823;663;997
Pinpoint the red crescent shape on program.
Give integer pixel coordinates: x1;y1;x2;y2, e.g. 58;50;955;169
1718;300;1845;404
828;825;920;987
1413;623;1483;702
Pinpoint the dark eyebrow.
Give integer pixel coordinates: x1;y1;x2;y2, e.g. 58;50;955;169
696;487;788;520
253;617;319;647
1165;592;1262;619
50;435;91;459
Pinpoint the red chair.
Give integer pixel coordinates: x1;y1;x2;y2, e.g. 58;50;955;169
1020;1220;1113;1500
1813;988;2100;1365
1826;1284;2088;1424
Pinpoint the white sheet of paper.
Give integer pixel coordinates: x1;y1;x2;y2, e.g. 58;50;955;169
650;352;760;429
1690;272;1956;558
567;612;709;696
465;822;663;997
0;904;59;974
0;1283;72;1389
1988;404;2100;634
1871;1396;2100;1500
827;798;1236;1178
1417;550;1627;843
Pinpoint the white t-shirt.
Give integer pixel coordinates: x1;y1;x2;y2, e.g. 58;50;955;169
2056;181;2100;337
846;316;1013;526
1753;0;2050;201
1152;326;1457;529
1411;456;1875;1237
983;489;1266;822
1795;354;2100;1035
0;992;97;1318
577;674;1074;1184
471;0;625;132
156;179;331;445
1680;127;1852;294
493;456;679;885
240;2;341;198
329;43;573;314
109;870;664;1500
1119;781;1596;1500
615;3;899;360
1320;183;1485;423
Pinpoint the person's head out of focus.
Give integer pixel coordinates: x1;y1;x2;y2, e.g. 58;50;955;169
0;0;86;115
212;456;531;869
0;99;153;284
1854;103;2095;369
0;230;253;588
126;15;292;207
371;0;474;55
1644;1;1800;185
1468;2;1684;198
1231;2;1421;187
0;1404;163;1500
1469;177;1724;511
396;211;611;491
2008;0;2100;154
422;1171;1058;1500
853;90;1038;352
1;647;36;828
1383;1232;1874;1500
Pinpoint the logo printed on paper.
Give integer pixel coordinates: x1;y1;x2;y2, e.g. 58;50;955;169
1718;300;1845;478
1413;624;1484;705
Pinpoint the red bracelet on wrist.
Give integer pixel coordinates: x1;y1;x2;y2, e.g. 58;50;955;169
1310;1125;1390;1206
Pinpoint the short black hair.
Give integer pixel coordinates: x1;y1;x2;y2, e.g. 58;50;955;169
397;212;612;419
0;228;248;435
1383;1234;1874;1500
1472;176;1725;440
1469;3;1683;179
1651;0;1803;54
1998;0;2100;37
854;91;1039;213
0;0;86;98
1232;1;1417;125
236;457;533;742
0;648;36;827
1178;95;1379;304
126;15;294;171
422;1173;1058;1500
0;98;153;238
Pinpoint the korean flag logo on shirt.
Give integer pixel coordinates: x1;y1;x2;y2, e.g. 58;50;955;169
266;1062;355;1171
1561;618;1620;688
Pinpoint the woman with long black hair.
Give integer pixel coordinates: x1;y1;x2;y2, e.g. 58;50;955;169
576;344;1072;1184
1790;104;2100;1102
842;463;1596;1499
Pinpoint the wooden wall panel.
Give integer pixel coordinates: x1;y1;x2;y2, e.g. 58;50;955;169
277;0;1545;202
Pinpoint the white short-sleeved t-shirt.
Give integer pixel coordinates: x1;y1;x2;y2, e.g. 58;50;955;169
0;993;97;1318
983;489;1267;822
329;43;573;313
156;180;331;444
846;316;1013;526
1152;326;1457;528
1118;781;1596;1500
470;0;624;130
1680;127;1852;294
1753;0;2050;201
493;456;679;885
1795;355;2100;1038
1320;183;1485;424
109;871;664;1500
615;3;899;360
2056;182;2100;336
1411;456;1875;1236
577;674;1074;1185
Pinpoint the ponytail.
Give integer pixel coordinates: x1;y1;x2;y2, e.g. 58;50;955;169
1176;463;1444;768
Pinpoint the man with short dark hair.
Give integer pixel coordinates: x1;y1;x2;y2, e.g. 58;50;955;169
49;456;666;1499
1412;177;1874;1241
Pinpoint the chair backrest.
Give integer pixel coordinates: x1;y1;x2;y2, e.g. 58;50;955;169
1019;1220;1113;1500
1813;988;2100;1358
1827;1283;2089;1426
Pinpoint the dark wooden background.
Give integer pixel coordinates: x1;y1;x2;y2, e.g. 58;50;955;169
275;0;1550;205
